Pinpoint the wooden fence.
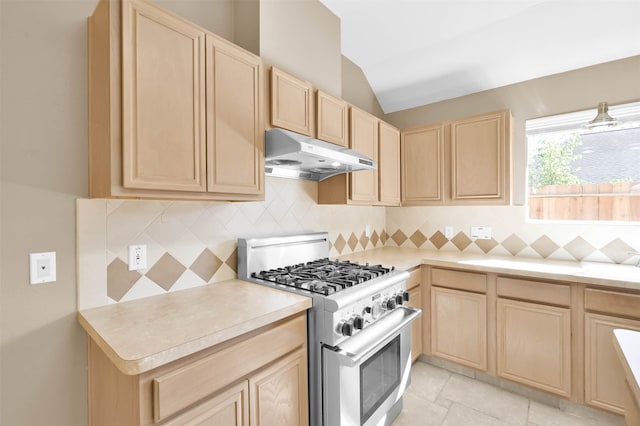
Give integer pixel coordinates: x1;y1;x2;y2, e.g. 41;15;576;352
528;182;640;221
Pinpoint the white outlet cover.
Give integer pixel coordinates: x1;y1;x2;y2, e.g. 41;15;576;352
30;252;56;284
444;226;454;239
128;245;147;271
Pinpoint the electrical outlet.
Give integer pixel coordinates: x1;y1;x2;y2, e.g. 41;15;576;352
365;225;372;238
470;226;492;240
444;225;454;239
128;245;147;271
30;252;56;284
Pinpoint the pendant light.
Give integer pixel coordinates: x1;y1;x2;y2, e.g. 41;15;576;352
585;101;619;129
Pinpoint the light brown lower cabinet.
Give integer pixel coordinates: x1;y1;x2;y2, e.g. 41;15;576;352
431;286;487;371
164;381;249;426
249;350;308;426
585;313;640;414
497;298;572;397
87;313;307;426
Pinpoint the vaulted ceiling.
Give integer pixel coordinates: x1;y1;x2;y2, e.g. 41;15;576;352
318;0;640;113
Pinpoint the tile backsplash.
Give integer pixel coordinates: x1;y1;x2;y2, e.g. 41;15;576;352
385;205;640;264
77;177;385;309
77;178;640;310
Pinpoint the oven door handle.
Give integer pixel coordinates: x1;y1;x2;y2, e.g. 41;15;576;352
332;306;421;367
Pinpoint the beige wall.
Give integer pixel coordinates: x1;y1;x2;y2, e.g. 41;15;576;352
384;56;640;205
259;0;341;97
341;55;385;118
0;1;236;425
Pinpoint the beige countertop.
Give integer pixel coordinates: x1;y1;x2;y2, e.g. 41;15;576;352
78;279;311;375
338;247;640;290
613;329;640;407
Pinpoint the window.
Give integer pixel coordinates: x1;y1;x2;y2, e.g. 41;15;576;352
526;101;640;222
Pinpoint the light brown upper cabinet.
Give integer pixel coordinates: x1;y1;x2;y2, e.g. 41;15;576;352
88;0;264;201
316;90;348;147
349;107;379;203
451;110;511;203
401;123;444;205
400;109;512;206
205;35;264;196
270;67;314;137
378;121;401;206
317;107;401;206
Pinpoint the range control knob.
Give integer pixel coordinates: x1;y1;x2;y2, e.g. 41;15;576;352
368;302;382;319
353;315;365;330
385;298;397;310
340;320;354;336
402;291;410;302
395;294;404;306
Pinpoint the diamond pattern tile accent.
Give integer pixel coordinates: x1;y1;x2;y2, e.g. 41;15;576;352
107;258;142;301
429;231;448;249
451;232;472;251
600;238;635;263
530;235;560;258
475;238;499;254
391;230;408;246
333;234;347;254
190;249;223;282
371;230;379;246
225;248;238;273
348;233;359;251
358;232;367;250
563;237;597;261
410;230;427;248
502;234;528;256
146;253;187;291
381;230;388;245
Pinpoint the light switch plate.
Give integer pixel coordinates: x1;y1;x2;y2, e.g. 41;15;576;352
30;252;56;284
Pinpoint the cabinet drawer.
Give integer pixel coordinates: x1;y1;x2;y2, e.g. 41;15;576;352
432;268;487;293
497;277;571;307
585;289;640;320
153;314;305;422
406;267;420;290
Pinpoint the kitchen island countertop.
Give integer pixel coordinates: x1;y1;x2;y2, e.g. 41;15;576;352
338;247;640;291
77;279;311;375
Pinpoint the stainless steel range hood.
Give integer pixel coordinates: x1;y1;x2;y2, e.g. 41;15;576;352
265;128;376;181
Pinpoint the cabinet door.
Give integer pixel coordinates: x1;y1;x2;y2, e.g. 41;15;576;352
431;287;487;370
378;121;401;206
585;313;640;414
316;90;348;147
450;110;510;203
122;0;206;191
164;381;249;426
497;298;571;397
206;35;264;195
249;349;308;426
349;107;379;203
407;286;422;362
271;67;314;136
401;124;444;204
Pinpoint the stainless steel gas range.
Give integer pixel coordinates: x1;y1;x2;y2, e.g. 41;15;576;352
238;232;422;426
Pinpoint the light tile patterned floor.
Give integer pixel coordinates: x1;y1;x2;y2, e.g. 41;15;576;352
393;362;626;426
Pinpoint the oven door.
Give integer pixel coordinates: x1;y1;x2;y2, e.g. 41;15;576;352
323;306;421;426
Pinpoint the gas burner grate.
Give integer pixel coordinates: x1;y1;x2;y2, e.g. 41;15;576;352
251;259;393;295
